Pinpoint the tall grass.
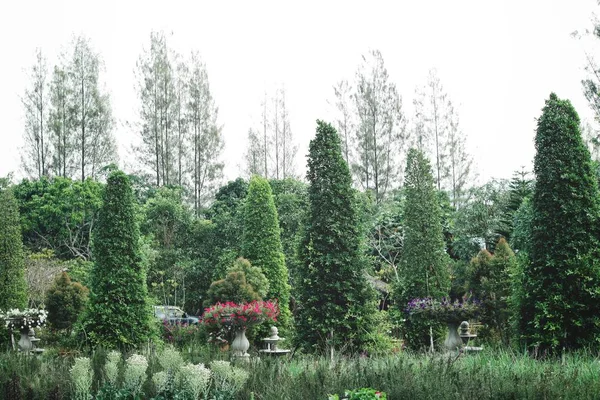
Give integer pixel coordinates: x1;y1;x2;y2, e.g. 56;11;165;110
2;347;600;399
0;351;72;399
240;349;600;400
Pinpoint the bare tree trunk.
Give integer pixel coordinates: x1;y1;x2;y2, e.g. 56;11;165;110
81;74;85;182
372;109;379;200
194;121;198;215
263;93;268;178
274;94;279;179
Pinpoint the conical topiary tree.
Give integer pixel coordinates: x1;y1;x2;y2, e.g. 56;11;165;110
0;188;27;311
394;148;450;350
295;120;376;352
521;93;600;351
83;170;153;348
242;176;291;327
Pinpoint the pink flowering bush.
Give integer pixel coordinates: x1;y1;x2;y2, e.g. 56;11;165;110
202;300;279;331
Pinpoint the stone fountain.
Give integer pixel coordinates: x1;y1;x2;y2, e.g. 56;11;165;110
259;326;291;357
459;321;482;353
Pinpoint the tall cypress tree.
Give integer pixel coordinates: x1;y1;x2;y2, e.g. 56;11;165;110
395;149;450;350
296;120;375;352
396;149;450;306
242;175;291;327
83;170;152;348
0;188;27;311
522;93;600;351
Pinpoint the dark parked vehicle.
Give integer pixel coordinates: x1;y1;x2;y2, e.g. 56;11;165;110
154;306;199;325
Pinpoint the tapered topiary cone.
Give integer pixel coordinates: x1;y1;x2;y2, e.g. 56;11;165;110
82;170;153;348
521;93;600;352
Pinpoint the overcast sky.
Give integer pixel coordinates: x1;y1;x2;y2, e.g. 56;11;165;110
1;0;598;184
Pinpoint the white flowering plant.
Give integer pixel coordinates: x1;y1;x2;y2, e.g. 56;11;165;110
123;354;148;395
178;362;212;399
70;357;93;400
0;308;48;330
209;360;249;398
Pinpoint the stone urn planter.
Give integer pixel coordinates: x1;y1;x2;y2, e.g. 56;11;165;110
201;300;280;360
405;296;481;352
443;321;463;351
231;328;250;358
1;309;47;354
17;328;35;353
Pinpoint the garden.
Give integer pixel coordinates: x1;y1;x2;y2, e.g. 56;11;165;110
4;55;600;399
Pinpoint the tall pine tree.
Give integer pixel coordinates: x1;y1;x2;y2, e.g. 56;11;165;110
83;170;152;348
296;120;375;352
521;93;600;351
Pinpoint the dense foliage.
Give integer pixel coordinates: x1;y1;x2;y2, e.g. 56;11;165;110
82;170;153;348
0;188;27;311
521;93;600;351
296;120;376;352
269;178;309;288
13;177;103;260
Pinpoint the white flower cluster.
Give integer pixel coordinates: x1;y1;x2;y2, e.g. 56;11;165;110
0;308;48;330
105;350;121;385
158;345;184;374
70;357;93;400
152;371;169;394
123;354;148;395
178;363;212;399
210;360;249;395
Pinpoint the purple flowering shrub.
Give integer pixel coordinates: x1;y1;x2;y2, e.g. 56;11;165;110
406;293;481;323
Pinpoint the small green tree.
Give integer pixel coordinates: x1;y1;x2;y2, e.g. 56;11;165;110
394;148;450;350
228;257;269;299
82;170;153;348
466;239;515;343
204;258;269;306
204;271;260;307
496;168;533;242
296;120;376;352
466;249;493;297
46;272;88;332
0;188;27;311
522;93;600;351
242;176;291;327
488;238;516;343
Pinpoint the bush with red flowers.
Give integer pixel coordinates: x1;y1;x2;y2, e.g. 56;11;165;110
202;300;279;331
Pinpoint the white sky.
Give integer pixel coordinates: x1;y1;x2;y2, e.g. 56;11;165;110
1;0;598;183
